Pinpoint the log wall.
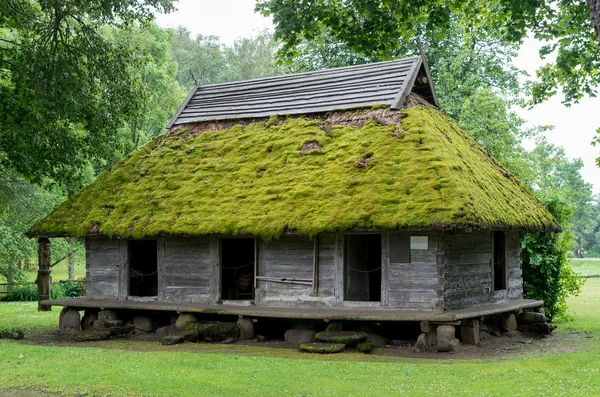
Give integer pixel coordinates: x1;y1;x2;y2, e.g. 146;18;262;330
86;237;120;299
441;231;522;310
388;232;442;310
162;236;212;303
84;231;523;312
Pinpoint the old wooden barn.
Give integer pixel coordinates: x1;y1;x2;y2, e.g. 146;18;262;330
28;56;559;350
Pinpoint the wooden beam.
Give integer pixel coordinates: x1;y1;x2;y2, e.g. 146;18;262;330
312;235;319;295
157;236;166;301
333;233;344;302
381;231;390;307
117;239;128;300
209;236;220;305
36;237;51;311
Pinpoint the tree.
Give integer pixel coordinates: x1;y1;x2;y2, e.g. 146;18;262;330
171;28;280;90
105;23;186;159
256;0;600;105
531;139;596;257
0;0;174;188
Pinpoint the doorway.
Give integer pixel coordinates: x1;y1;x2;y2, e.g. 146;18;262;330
128;240;158;297
344;234;382;301
221;238;255;300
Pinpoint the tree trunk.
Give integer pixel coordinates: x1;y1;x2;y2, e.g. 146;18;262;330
588;0;600;49
68;237;75;280
37;237;52;311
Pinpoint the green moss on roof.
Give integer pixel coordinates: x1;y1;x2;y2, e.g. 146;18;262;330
29;106;559;239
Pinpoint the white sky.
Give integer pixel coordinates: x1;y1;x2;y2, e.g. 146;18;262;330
156;0;600;194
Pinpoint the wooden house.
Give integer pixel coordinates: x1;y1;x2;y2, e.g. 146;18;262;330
28;56;559;348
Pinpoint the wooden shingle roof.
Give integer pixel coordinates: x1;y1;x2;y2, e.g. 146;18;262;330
167;56;438;127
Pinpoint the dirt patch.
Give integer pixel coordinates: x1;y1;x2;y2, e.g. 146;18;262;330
300;141;323;155
0;389;61;397
17;327;584;363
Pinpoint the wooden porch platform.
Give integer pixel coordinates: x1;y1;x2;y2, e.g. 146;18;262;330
42;298;543;322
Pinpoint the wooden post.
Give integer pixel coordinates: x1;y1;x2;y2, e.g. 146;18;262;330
312;235;319;295
36;237;52;311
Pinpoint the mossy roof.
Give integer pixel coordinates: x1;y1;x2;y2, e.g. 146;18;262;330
29;105;559;239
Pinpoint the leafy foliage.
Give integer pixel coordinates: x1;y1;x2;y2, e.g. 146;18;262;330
522;192;585;320
0;0;174;186
3;280;84;302
256;0;600;105
171;27;280;89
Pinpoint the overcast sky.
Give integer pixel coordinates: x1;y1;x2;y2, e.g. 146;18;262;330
156;0;600;195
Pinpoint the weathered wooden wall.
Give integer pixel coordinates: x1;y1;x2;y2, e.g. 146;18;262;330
86;237;120;299
162;236;211;303
441;231;522;310
84;231;523;312
388;232;442;310
256;235;318;306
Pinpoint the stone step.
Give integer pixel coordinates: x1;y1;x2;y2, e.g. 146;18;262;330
314;331;368;346
299;343;346;354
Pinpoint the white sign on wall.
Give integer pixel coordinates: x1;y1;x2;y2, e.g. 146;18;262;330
410;236;428;250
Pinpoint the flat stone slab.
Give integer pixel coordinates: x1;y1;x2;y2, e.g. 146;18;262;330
162;336;184;345
74;330;111;342
315;331;368;346
184;322;240;342
518;323;557;334
299;343;345;354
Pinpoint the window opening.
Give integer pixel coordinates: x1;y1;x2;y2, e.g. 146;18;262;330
128;240;158;297
221;238;255;300
344;234;382;301
493;231;507;291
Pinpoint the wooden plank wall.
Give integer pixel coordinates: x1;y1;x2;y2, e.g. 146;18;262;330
317;234;336;297
388;232;442;310
495;232;523;301
259;235;314;300
86;237;120;299
442;231;522;310
162;237;211;303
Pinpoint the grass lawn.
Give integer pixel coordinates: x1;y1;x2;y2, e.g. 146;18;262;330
0;282;599;396
570;258;600;277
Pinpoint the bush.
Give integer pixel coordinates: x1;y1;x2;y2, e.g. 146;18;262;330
4;280;84;302
4;284;37;302
522;193;585;320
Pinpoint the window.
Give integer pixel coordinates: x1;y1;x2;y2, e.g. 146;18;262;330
493;231;507;291
128;240;158;297
344;234;381;302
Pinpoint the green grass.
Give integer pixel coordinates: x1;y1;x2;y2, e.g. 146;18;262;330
570;258;600;277
0;282;599;396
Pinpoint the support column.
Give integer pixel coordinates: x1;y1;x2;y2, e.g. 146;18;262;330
36;237;51;311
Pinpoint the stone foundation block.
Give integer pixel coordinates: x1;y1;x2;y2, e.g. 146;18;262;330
237;317;255;340
517;312;547;325
59;308;81;335
175;313;197;329
420;320;434;333
97;310;118;322
284;329;316;344
460;320;480;345
501;313;518;332
437;325;459;352
81;310;97;331
518;323;557;334
134;315;156;332
415;333;429;350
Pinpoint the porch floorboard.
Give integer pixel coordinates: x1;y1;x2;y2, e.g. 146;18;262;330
41;298;543;322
